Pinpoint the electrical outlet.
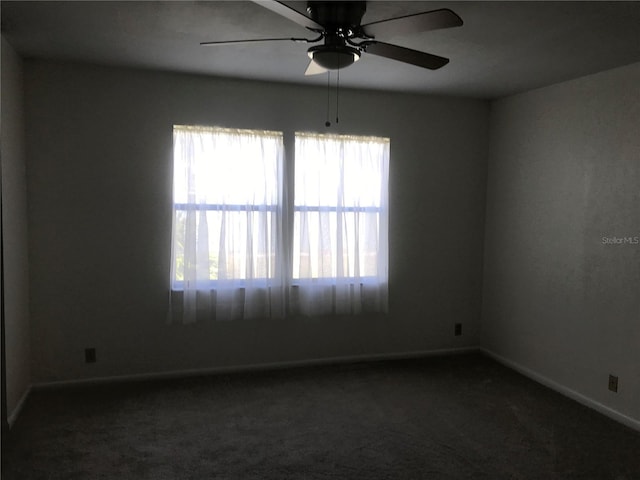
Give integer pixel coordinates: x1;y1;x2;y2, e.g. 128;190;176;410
608;374;618;393
454;323;462;336
85;348;96;364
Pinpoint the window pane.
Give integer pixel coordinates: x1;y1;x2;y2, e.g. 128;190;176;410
293;210;380;279
294;135;386;208
173;126;281;206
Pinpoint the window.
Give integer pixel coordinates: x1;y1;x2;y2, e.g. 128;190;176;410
291;132;389;315
170;126;285;323
170;126;388;323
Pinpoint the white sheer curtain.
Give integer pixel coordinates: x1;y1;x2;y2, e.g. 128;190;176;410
291;132;389;315
170;126;285;324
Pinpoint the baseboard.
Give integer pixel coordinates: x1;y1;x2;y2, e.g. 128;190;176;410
481;348;640;433
33;346;480;391
27;347;640;433
8;384;32;429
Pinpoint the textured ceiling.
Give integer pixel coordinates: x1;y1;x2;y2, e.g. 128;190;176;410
2;1;640;98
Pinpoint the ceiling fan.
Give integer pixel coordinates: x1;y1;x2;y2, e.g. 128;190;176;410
201;1;463;75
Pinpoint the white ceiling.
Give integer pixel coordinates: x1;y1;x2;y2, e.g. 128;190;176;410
2;1;640;98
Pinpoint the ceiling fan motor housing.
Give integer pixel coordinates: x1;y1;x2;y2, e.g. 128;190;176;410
306;1;367;35
306;1;366;70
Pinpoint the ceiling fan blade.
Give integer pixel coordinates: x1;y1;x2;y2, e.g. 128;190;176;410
252;0;324;32
364;42;449;70
304;60;328;76
362;8;462;39
201;37;311;46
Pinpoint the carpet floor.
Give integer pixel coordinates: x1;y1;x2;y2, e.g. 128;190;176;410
3;353;639;479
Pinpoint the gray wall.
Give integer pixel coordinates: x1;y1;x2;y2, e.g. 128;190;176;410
1;37;32;418
482;62;640;422
24;60;489;384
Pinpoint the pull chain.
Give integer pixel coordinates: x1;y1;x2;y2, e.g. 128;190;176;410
325;71;331;127
336;68;340;125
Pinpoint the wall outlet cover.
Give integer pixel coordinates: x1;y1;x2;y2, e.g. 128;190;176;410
85;348;96;363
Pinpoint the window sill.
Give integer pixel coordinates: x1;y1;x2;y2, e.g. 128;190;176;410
171;277;382;291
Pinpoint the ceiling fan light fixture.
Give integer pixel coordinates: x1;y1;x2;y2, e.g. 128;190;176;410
307;44;360;70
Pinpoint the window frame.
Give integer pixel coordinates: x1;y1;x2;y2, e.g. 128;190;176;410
170;125;283;289
291;131;389;284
